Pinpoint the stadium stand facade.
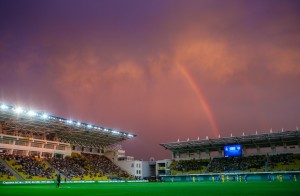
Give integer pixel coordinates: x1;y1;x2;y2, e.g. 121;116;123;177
1;102;300;183
159;130;300;182
0;103;140;182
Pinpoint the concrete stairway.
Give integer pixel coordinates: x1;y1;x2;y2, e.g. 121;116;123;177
0;158;24;181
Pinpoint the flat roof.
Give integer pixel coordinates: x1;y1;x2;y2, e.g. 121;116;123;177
160;130;300;152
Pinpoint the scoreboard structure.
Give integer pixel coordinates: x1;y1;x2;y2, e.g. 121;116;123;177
224;144;242;157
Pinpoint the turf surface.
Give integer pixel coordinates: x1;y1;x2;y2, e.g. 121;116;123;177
1;182;299;196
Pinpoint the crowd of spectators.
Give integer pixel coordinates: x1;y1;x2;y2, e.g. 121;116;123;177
170;159;210;173
47;153;132;180
3;154;55;179
0;156;14;179
268;154;293;166
208;155;267;173
47;155;87;180
268;154;300;171
85;154;132;179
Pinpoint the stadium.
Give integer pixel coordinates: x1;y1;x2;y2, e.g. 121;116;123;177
1;103;300;196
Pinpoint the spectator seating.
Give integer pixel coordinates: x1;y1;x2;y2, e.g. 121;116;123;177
47;153;133;181
208;155;267;173
268;154;300;171
4;155;55;180
0;157;17;181
83;153;132;180
170;159;210;174
47;154;88;180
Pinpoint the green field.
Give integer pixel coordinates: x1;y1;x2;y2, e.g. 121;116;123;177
1;182;299;196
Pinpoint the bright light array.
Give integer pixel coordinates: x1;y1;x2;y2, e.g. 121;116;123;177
14;107;23;114
42;114;49;119
112;130;121;135
27;110;37;116
0;102;135;138
128;134;134;138
1;104;8;110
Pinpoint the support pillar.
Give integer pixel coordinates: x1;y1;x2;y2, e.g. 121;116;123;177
197;150;201;159
218;149;222;157
243;147;248;156
271;145;276;154
205;150;210;159
283;143;287;153
257;146;260;154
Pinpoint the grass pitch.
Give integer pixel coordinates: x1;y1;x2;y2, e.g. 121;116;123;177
1;181;299;196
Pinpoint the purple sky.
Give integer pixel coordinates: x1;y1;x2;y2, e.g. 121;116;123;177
1;0;300;160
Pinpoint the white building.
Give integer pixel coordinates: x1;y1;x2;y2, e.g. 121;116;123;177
106;149;156;179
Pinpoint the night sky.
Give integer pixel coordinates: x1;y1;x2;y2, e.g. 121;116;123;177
1;0;300;160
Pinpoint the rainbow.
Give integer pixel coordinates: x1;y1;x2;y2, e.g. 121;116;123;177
178;64;219;137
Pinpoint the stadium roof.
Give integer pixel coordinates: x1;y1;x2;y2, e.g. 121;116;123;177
0;103;136;148
160;130;300;152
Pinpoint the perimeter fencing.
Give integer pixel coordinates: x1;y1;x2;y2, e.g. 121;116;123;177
160;171;300;182
0;180;149;185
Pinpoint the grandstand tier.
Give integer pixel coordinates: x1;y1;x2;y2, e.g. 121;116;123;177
160;130;300;159
0;103;141;181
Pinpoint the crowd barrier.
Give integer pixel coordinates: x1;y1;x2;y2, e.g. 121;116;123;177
161;171;300;182
0;180;149;185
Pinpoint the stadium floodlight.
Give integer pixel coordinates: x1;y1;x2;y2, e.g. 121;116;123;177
0;104;8;110
27;110;37;117
112;130;121;135
127;134;134;138
14;107;23;114
41;113;49;119
0;103;136;139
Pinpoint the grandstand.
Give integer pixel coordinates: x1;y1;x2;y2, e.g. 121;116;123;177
159;130;300;182
0;103;137;181
161;130;300;159
1;102;300;184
